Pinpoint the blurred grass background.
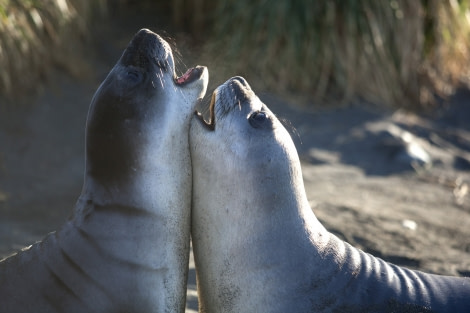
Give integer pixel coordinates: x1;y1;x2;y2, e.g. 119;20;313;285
1;0;470;110
0;0;106;101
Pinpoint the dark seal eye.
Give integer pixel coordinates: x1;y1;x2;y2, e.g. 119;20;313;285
249;111;268;128
125;70;143;85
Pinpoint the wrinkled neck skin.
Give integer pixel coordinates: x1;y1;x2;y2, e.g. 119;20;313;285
191;118;470;313
71;105;192;312
67;52;194;311
0;89;193;313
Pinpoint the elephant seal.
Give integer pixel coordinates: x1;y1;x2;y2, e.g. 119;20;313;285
190;76;470;313
0;28;208;313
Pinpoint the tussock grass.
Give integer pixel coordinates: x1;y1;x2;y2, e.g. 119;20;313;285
4;1;469;109
0;0;106;101
199;0;470;109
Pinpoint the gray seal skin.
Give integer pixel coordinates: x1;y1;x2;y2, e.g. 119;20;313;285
189;76;470;313
0;28;208;313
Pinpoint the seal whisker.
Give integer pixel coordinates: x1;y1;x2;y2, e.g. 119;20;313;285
279;117;302;146
157;72;165;89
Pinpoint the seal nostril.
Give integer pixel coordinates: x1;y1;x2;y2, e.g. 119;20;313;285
228;83;249;105
231;76;247;86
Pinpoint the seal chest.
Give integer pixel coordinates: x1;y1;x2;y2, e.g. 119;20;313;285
190;76;470;312
0;28;208;313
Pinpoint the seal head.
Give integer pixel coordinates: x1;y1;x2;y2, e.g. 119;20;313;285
87;28;208;187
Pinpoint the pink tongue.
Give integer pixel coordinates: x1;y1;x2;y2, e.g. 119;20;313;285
177;68;194;84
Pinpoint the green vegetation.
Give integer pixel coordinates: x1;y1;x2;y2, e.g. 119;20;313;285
0;0;105;100
1;1;469;109
197;0;470;109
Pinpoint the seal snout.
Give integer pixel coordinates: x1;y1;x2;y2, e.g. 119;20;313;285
231;76;249;87
226;76;253;102
194;76;256;131
120;28;171;69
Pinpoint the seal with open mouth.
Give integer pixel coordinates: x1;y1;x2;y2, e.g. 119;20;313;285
0;28;208;313
189;76;470;312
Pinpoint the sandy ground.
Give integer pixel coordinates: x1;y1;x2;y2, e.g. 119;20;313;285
1;13;470;312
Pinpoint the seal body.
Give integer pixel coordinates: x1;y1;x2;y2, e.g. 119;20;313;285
0;28;208;313
189;76;470;313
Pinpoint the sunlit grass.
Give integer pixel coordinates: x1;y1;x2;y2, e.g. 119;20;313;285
0;0;106;101
200;0;470;109
3;1;469;109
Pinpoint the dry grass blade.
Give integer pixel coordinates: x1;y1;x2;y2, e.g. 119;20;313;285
0;0;107;104
200;0;470;110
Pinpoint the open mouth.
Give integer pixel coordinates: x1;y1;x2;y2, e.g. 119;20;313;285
195;91;216;131
174;66;205;86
